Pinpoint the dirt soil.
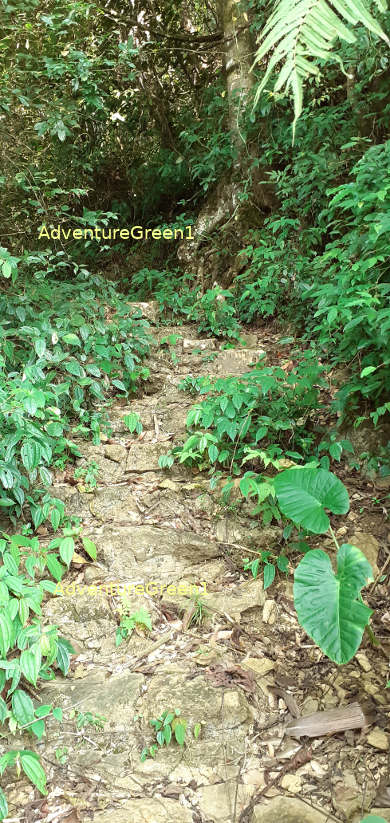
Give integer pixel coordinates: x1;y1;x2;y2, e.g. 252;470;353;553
5;305;390;823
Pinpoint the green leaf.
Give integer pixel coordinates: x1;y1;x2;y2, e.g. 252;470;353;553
2;261;12;279
273;468;349;534
329;442;342;461
59;537;74;566
0;787;8;820
45;553;65;581
12;689;35;726
51;508;61;531
263;563;276;590
56;637;73;675
193;722;201;739
360;366;377;378
360;816;388;822
123;413;142;434
174;721;186;745
62;333;81;346
46;422;63;437
20;646;41;686
163;724;172;744
21;440;42;472
30;719;45;739
208;444;219;463
0;613;13;657
294;544;374;664
253;0;389;141
34;339;46;358
82;536;97;561
0;696;8;724
112;379;127;392
20;751;47;795
35;704;52;718
64;360;83;377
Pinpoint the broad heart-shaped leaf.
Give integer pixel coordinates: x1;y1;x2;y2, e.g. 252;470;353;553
273;468;349;533
294;544;374;664
360;816;388;822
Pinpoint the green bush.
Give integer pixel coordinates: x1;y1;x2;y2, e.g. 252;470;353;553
174;352;326;473
189;286;241;339
304;140;390;418
0;267;151;524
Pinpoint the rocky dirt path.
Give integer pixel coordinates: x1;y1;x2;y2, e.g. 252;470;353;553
6;306;389;823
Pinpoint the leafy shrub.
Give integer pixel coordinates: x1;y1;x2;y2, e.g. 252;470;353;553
303;140;390;418
234;220;306;321
129;268;198;322
174;352;326;473
115;606;152;646
140;708;199;761
0;270;150;524
188;286;241;339
0;531;75;815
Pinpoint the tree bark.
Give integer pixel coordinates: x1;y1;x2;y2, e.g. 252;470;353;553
219;0;255;147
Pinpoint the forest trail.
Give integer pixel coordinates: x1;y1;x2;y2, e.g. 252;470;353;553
8;305;389;823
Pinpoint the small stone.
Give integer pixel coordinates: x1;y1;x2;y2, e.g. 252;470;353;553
333;782;361;818
104;444;127;463
242;768;265;787
183;337;215;351
263;599;276;625
158;479;177;491
356;652;371;672
367;729;389;750
375;475;390;490
301;696;318;714
337;526;348;536
280;774;302;793
350;532;379;577
242;657;275;676
215;348;266;376
364;682;379;696
83;567;102;584
128;300;159;323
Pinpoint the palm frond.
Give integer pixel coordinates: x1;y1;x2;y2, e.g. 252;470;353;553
253;0;390;139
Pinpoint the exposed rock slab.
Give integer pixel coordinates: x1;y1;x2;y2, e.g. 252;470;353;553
213;348;266;375
92;798;193;823
42;669;144;732
98;524;221;580
126;441;169;471
251;796;331;822
128;300;159;323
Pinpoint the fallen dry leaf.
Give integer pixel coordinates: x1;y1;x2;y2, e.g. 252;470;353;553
206;663;256;694
286;702;372;739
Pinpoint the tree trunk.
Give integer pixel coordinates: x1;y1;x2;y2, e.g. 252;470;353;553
178;0;277;275
219;0;255;147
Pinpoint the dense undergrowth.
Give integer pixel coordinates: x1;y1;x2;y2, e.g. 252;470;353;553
0;0;389;816
0;264;151;815
0;264;150;524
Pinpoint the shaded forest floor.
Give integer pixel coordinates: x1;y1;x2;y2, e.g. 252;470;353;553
5;305;389;823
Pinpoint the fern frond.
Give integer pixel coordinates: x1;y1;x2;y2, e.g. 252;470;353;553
253;0;390;140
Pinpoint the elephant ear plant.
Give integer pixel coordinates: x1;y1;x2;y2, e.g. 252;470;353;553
273;467;374;664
